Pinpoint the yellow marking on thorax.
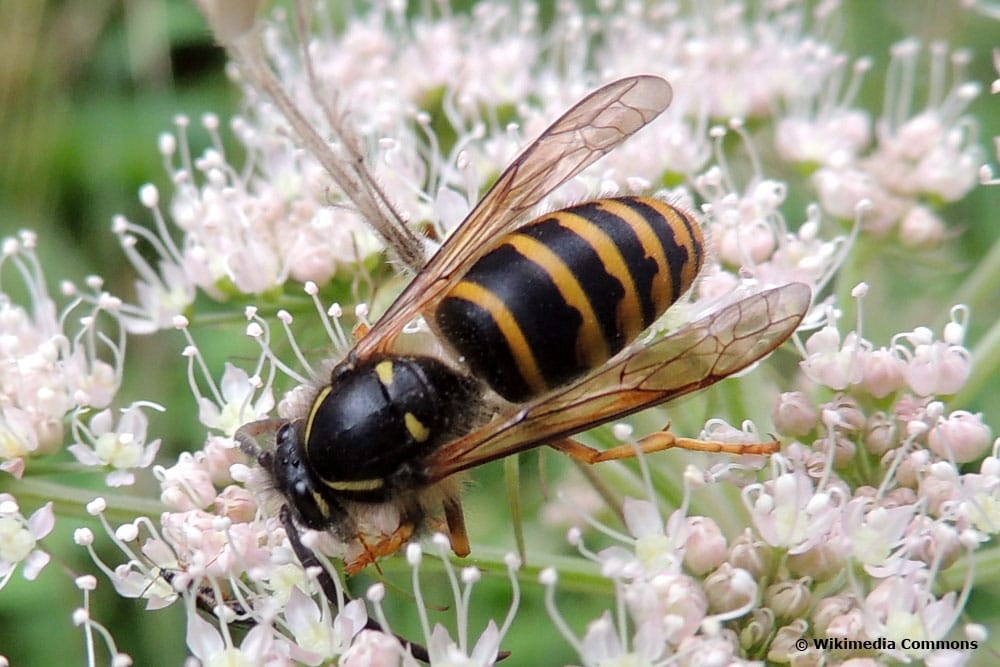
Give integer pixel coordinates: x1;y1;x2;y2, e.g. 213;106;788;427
303;385;333;449
322;478;386;492
557;211;644;342
505;233;609;367
375;360;395;386
404;412;431;443
447;281;547;395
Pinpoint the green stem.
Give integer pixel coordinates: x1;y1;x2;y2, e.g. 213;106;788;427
2;476;167;524
935;543;1000;594
954;235;1000;316
950;314;1000;411
833;237;876;331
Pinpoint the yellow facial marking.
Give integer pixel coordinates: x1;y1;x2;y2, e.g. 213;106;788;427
404;412;431;443
310;491;331;519
375;360;394;386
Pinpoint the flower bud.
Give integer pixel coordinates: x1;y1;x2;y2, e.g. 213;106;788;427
825;608;865;640
823;395;866;433
765;578;812;620
904;341;971;396
928;411;992;463
906;516;962;569
918;473;958;516
728;529;772;579
861;348;906;398
683;516;727;576
899;204;946;249
704;564;758;615
740;607;775;652
863;411;897;456
213;485;257;523
812;595;855;636
814;432;856;468
766;619;809;664
787;538;847;581
772;392;819;437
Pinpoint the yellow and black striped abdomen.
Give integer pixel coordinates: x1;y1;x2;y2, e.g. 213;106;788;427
435;196;704;403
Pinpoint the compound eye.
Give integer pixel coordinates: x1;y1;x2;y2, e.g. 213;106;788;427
276;421;298;451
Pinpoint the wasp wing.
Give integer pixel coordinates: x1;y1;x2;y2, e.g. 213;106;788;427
353;75;672;359
422;283;811;481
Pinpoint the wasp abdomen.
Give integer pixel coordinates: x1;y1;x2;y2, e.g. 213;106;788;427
301;356;472;500
436;196;703;402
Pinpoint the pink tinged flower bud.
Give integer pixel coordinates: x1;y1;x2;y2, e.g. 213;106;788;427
341;629;403;667
683;516;727;576
903;341;971;396
772;392;819;437
704;564;758;615
906;516;962;569
920;472;960;517
863;411;897;456
765;578;812;620
812;595;856;636
899;205;946;249
213;485;257;523
728;529;772;579
801;327;863;391
883;486;918;508
715;222;776;267
825;608;865;640
893;393;929;424
786;537;848;582
814;432;856;468
766;620;809;664
740;608;775;652
928;411;992;463
823;395;866;433
887;450;926;488
861;348;906;398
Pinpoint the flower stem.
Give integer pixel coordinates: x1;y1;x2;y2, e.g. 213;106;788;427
2;476;166;524
951;313;1000;411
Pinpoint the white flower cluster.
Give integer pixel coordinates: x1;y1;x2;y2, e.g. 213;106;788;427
2;0;997;665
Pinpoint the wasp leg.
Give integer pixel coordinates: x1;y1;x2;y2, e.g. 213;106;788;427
548;429;781;463
279;506;431;662
442;495;471;557
343;522;416;575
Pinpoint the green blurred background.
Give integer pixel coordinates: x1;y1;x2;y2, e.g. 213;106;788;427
1;0;998;664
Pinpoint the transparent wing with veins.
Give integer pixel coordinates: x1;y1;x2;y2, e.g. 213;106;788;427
352;75;673;360
422;283;812;481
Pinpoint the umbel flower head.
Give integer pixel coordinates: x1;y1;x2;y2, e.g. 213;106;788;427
1;1;998;665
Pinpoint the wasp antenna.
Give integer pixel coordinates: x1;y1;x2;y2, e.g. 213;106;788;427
233;418;286;462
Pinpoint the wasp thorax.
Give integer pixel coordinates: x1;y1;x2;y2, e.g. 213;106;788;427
299;356;474;502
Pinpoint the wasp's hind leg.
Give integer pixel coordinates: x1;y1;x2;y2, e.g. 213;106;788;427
442;494;471;557
548;427;781;463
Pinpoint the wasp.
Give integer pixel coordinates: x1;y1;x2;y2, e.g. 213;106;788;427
237;75;811;576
